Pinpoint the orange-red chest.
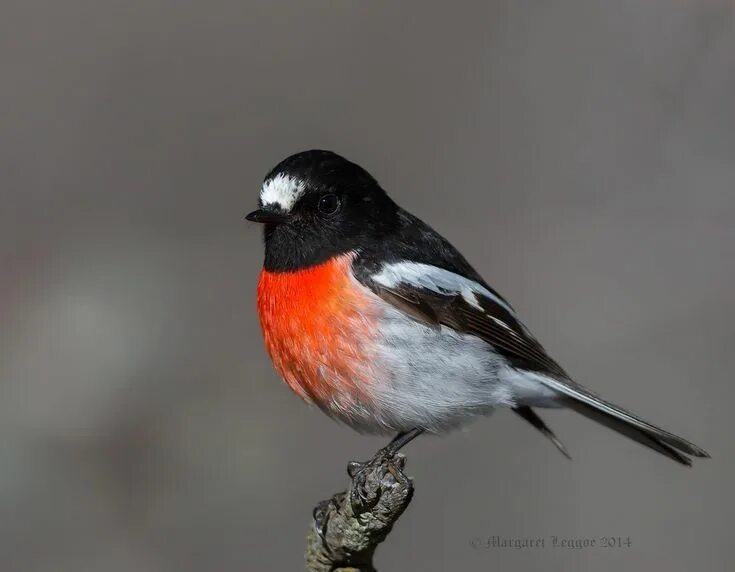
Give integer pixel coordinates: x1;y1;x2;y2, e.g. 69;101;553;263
256;254;377;406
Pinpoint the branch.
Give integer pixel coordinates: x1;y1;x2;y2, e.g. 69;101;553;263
306;452;414;571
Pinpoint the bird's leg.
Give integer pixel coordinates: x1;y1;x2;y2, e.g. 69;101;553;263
347;428;423;514
381;428;424;456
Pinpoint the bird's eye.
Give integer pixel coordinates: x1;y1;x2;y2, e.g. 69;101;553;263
318;193;340;215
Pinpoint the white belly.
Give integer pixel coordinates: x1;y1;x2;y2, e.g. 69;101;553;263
342;304;559;434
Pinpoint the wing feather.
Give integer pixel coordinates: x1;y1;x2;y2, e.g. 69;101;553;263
367;262;568;379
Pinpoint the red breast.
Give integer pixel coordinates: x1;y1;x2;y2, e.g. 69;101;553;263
256;252;377;408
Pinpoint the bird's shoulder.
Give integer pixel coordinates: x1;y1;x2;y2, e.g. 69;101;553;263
353;208;510;307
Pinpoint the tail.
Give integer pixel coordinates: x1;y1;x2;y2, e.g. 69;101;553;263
539;377;710;466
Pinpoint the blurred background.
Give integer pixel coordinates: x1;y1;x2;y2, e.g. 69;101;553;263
1;1;733;570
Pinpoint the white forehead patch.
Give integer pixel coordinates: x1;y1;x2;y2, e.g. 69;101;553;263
260;173;306;212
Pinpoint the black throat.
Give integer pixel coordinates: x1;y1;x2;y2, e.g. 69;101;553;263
262;197;401;272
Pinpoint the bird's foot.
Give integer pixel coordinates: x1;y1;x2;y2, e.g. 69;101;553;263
347;449;410;515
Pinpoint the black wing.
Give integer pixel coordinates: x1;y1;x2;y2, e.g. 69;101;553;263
365;270;569;380
352;208;565;377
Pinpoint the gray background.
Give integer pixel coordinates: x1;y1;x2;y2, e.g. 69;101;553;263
1;1;733;570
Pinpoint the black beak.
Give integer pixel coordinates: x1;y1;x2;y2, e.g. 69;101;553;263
245;208;290;225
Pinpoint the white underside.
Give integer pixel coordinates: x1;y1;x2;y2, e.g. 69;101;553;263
336;295;561;434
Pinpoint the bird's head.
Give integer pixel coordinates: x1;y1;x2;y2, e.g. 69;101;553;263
246;150;399;271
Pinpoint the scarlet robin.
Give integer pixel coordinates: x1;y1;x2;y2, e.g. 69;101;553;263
247;150;709;472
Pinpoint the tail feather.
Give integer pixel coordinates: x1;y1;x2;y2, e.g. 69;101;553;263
562;398;694;466
513;406;572;460
538;376;710;466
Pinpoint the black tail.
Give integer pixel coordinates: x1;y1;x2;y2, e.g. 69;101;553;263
539;377;710;466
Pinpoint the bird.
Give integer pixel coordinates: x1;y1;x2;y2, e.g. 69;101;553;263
246;149;709;471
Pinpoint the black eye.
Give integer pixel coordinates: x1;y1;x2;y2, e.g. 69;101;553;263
318;193;340;215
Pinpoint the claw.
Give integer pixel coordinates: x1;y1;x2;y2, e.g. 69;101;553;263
386;461;400;482
387;453;407;479
347;460;364;478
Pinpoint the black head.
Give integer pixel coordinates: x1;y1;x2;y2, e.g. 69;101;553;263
247;150;399;271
